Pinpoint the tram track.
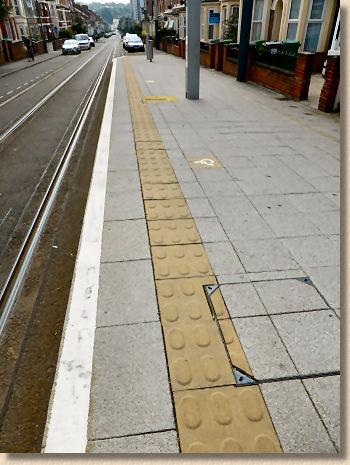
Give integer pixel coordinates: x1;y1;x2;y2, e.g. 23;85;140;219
0;39;119;452
0;50;112;339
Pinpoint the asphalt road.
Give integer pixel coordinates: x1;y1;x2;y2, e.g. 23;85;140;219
0;33;125;452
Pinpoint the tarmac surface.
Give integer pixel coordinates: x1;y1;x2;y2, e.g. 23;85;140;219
43;50;340;454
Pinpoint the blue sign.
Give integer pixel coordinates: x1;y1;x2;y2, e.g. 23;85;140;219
209;12;220;24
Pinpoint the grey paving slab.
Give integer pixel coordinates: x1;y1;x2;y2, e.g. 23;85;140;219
192;168;232;183
303;376;340;451
203;242;245;275
87;431;179;453
308;210;340;235
262;212;322;237
248;194;300;216
186;197;216;218
97;260;158;326
308;175;340;192
221;283;267;317
194;217;228;242
199;180;243;198
166;148;187;160
253;278;329;314
210;195;258;217
270;172;318;194
104;191;144;221
303;266;340;309
106;170;141;193
219;155;255;169
324;192;340;208
88;323;174;439
271;310;340;374
101;219;150;262
108;152;138;171
236;176;280;195
173;168;197;182
233;316;297;379
217;269;304;284
260;380;337;453
178;181;205;198
225;213;276;240
282;236;339;267
231;238;300;272
286;193;339;213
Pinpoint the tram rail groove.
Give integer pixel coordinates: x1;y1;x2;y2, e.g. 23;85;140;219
0;45;108;144
0;50;113;340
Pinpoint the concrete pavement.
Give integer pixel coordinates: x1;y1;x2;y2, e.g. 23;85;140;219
44;50;340;454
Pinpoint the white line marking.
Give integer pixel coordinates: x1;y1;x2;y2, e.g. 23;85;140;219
36;76;39;79
43;57;117;454
6;91;13;94
16;86;21;90
0;96;3;99
23;82;28;86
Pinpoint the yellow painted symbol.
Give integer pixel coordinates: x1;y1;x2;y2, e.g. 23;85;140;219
194;158;215;166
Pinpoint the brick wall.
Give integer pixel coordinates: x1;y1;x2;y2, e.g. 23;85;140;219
200;50;210;67
318;55;340;112
312;52;327;73
11;41;26;60
52;38;64;51
222;46;237;76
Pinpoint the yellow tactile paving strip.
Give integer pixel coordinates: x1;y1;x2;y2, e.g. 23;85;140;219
148;219;201;245
123;58;282;454
144;199;192;220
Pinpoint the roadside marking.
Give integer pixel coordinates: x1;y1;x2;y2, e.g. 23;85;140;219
123;58;282;453
188;157;223;168
23;82;28;85
16;86;21;90
144;95;178;102
42;55;117;454
6;91;13;95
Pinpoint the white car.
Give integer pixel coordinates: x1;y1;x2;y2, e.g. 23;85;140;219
75;34;91;50
123;33;138;48
62;39;81;55
125;35;144;52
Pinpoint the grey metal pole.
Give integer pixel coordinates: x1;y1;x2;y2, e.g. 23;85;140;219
154;0;159;49
185;0;200;99
237;0;254;82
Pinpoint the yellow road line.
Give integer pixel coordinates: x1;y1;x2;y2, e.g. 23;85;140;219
123;57;282;454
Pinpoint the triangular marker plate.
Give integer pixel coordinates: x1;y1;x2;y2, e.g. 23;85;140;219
204;285;219;297
233;368;257;386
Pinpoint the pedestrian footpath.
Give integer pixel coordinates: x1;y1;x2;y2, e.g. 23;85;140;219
0;49;62;78
43;50;340;454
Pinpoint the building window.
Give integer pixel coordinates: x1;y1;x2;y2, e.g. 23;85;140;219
304;0;326;51
208;8;214;40
251;0;263;41
12;0;21;15
286;0;301;40
229;5;239;42
222;6;227;39
201;7;204;39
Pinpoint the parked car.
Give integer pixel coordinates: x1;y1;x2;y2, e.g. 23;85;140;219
123;33;138;48
88;36;95;47
125;36;145;52
62;39;81;55
75;34;91;50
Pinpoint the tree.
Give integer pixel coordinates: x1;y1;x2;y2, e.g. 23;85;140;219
224;8;239;42
59;29;73;39
99;6;113;24
0;0;11;23
72;16;87;34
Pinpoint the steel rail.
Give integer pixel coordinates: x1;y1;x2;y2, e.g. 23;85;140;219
0;50;113;339
0;45;108;144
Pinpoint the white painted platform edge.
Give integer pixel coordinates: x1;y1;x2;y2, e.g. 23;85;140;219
42;57;118;453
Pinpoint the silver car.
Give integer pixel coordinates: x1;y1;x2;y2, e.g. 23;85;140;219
75;34;91;50
62;39;81;55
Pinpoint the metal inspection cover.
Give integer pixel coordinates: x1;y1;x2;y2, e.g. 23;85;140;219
188;157;223;168
151;244;214;279
148;219;201;245
142;183;184;200
218;319;252;376
144;199;191;220
143;96;178;102
174;385;282;453
162;320;235;391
